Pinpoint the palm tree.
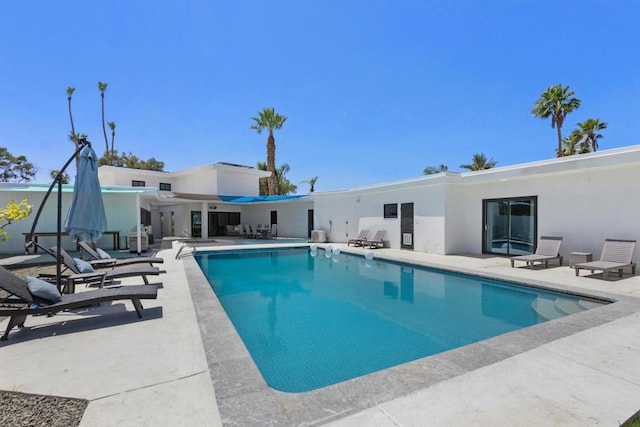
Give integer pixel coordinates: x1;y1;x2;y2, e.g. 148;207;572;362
532;84;581;156
257;162;297;195
108;121;116;162
301;176;318;192
423;164;448;175
66;86;80;166
98;81;109;163
576;118;607;152
250;107;288;195
460;153;497;171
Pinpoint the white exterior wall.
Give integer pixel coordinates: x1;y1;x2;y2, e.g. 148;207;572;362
172;170;218;195
0;190;143;253
217;171;260;196
98;166;171;189
240;201;312;238
448;161;640;263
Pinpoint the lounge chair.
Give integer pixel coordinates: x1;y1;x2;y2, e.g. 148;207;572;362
348;230;369;247
78;241;164;268
47;246;162;292
510;236;563;269
366;230;386;249
0;266;157;341
574;239;636;279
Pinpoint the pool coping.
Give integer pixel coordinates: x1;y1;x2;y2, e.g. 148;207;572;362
183;243;640;425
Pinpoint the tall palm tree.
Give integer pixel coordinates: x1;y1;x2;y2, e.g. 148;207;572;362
576;118;607;152
301;176;318;192
108;121;116;162
460;153;497;171
66;86;80;166
98;81;109;163
250;107;287;195
532;84;581;156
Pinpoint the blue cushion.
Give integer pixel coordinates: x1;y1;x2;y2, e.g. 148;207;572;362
74;258;95;273
26;276;62;303
96;248;112;260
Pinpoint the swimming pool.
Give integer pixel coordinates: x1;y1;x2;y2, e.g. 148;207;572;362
195;247;605;393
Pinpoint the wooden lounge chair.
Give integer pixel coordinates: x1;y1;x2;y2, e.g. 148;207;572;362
510;236;563;269
574;239;636;279
347;230;369;247
78;241;164;268
0;266;157;341
47;246;162;292
366;230;386;249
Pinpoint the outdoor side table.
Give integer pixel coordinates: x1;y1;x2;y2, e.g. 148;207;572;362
570;252;593;268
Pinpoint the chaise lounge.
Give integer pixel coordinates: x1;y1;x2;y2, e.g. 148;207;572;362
78;241;164;268
0;266;157;341
510;236;563;269
366;230;386;249
574;239;636;279
47;246;162;292
348;230;369;247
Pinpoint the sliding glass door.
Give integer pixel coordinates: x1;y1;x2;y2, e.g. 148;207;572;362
483;196;537;255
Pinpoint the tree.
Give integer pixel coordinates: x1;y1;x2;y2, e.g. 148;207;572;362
0;147;36;182
460;153;497;171
50;169;70;184
301;176;318;192
98;81;110;163
532;84;581;156
250;107;288;195
423;165;448;175
98;150;165;171
108;121;116;162
257;162;297;195
0;199;32;242
576;118;607;152
66;86;81;167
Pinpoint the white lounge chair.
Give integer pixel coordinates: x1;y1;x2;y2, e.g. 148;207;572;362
510;236;563;269
348;230;368;247
366;230;386;249
574;239;636;279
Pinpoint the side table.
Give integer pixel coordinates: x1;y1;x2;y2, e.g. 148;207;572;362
570;252;593;268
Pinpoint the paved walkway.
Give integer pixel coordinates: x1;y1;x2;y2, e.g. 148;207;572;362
1;243;640;425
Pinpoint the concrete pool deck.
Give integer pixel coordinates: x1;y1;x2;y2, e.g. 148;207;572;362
2;242;640;425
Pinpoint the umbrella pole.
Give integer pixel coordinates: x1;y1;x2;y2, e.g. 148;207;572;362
25;138;90;292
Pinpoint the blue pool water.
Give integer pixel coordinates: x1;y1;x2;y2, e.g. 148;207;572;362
195;247;604;392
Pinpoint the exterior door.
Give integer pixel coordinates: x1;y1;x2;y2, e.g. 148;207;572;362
190;211;201;237
400;203;414;250
307;209;314;238
483;196;537;255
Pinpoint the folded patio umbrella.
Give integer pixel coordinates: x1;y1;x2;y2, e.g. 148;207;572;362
64;145;107;243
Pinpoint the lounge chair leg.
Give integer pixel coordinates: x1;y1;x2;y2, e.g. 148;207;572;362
131;299;144;318
510;259;514;268
575;268;580;276
1;315;26;341
142;275;149;285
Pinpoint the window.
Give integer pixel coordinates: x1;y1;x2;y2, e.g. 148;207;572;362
132;180;146;187
159;182;171;191
383;203;398;218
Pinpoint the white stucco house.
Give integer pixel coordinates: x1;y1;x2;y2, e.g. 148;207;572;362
1;146;639;266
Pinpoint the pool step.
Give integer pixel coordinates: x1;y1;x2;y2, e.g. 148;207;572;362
554;299;584;315
578;299;603;310
531;298;562;320
531;297;590;320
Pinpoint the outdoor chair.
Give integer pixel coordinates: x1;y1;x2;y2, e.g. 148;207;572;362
0;266;157;341
78;241;164;268
574;239;636;279
366;230;386;249
46;246;162;292
510;236;563;269
347;230;369;247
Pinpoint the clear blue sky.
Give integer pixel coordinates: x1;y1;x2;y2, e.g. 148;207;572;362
2;1;639;192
